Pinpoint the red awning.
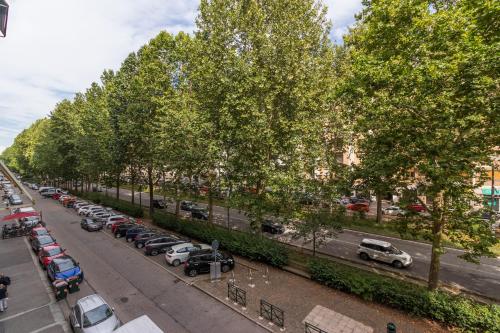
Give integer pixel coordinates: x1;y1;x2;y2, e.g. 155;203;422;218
1;211;40;221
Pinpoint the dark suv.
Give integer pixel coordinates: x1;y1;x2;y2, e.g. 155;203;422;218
184;251;235;277
152;199;166;209
125;226;149;242
144;236;188;256
261;220;284;234
191;207;208;220
113;223;136;238
134;231;159;249
180;201;196;211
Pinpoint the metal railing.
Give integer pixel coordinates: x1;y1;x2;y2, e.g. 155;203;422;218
304;322;328;333
227;282;246;307
260;299;284;328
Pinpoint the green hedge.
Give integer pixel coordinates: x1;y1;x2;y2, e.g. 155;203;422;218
76;192;144;218
152;212;288;267
309;258;500;332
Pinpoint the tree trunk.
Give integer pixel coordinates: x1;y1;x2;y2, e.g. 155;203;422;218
116;175;120;200
131;169;135;205
175;184;180;218
376;191;382;224
208;187;214;224
80;178;84;193
148;165;154;217
428;191;444;290
313;232;316;257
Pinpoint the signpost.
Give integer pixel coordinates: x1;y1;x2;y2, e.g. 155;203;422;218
210;240;221;281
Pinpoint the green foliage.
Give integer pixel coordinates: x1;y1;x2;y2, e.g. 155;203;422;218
76;192;144;218
152;211;288;267
309;258;500;332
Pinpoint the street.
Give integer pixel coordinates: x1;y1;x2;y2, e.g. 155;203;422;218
106;186;500;301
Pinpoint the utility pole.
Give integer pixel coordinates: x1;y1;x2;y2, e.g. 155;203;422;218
492;160;496;215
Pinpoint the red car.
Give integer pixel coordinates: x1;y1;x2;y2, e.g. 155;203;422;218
52;193;62;200
38;245;65;269
407;203;426;212
29;227;49;241
346;203;370;212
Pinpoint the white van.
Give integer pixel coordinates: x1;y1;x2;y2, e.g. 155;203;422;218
11;206;36;214
113;315;164;333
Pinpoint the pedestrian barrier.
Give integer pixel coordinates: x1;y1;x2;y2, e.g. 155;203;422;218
304;322;328;333
260;299;284;328
227;282;246;307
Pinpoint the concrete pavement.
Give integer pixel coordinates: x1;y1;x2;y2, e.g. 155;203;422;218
105;186;500;301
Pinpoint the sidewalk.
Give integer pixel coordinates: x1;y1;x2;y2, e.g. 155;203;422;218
193;256;449;333
0;236;68;333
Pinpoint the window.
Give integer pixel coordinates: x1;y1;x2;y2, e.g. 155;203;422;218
74;306;82;326
177;247;188;253
82;304;113;328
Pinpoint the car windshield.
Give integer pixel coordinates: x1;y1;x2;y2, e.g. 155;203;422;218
82;304;113;327
390;246;403;254
36;229;48;235
56;259;76;272
47;248;62;256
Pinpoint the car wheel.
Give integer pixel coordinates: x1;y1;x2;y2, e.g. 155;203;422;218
188;269;198;277
172;259;181;267
359;252;370;261
115;233;121;238
221;265;230;273
393;260;403;269
126;237;133;243
137;243;144;249
151;249;159;256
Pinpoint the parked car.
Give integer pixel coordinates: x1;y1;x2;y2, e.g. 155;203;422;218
38;245;66;269
47;255;83;282
114;223;138;238
382;206;407;216
165;242;211;266
134;232;159;249
357;238;412;268
407;203;426;213
81;218;103;232
41;188;57;197
144;236;188;256
69;294;121;333
191;207;208;220
29;227;49;241
32;234;58;253
180;201;196;211
8;194;23;205
105;215;127;229
125;226;149;242
110;220;132;234
77;204;95;215
346;202;369;212
85;206;105;217
92;211;111;219
152;199;166;209
261;220;284;234
184;251;235;277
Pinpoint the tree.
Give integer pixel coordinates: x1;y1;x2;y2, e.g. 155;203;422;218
344;0;499;289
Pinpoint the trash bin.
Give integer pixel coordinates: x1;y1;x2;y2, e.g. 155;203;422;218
67;276;80;293
210;262;221;281
53;280;68;301
387;323;396;333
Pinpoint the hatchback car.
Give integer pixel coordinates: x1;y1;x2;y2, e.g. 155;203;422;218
81;218;103;232
357;238;412;268
47;255;83;282
191;207;208;220
382;206;407;216
124;226;149;242
105;216;127;229
407;203;426;213
38;245;66;269
32;234;58;253
180;201;196;211
9;194;23;205
144;236;188;256
69;294;121;332
29;227;49;241
184;251;235;277
165;242;211;266
134;232;159;249
113;223;136;238
261;220;284;234
152;199;166;209
346;202;369;212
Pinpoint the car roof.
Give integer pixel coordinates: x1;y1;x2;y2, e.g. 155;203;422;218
42;245;61;251
77;294;107;312
52;255;73;263
171;242;194;250
361;238;392;247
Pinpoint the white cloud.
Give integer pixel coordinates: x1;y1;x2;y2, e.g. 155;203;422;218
0;0;362;150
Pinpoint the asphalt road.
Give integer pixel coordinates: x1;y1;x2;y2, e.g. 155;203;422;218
104;186;500;301
30;190;268;333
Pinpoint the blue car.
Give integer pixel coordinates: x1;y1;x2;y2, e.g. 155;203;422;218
47;255;83;282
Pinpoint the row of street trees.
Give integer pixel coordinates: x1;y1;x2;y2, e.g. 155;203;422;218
2;0;498;290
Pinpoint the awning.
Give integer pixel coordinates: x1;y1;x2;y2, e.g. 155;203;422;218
482;187;500;196
2;211;40;221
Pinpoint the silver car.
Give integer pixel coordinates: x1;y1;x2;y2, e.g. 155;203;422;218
70;294;121;333
357;238;412;268
381;206;406;216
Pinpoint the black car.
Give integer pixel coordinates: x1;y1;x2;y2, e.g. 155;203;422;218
113;223;136;238
180;201;196;211
125;226;148;242
152;199;166;209
144;236;188;256
261;220;284;234
31;235;57;253
191;207;208;220
81;218;103;232
184;251;235;277
134;232;159;249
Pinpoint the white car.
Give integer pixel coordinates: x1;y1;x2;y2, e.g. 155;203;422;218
382;206;406;216
69;294;121;333
357;238;412;268
105;215;126;228
165;242;212;266
78;205;100;215
85;207;105;216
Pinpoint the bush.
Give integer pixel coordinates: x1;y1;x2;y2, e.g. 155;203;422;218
309;258;500;332
76;192;144;218
152;212;288;267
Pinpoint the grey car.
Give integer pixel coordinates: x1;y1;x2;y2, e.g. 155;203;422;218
70;294;121;333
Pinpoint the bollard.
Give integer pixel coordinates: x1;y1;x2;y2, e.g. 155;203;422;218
387;322;396;333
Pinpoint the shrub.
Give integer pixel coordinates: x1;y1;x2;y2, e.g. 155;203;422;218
152;212;288;267
309;258;500;332
76;192;144;218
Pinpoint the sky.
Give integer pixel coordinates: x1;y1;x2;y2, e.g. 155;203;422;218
0;0;363;154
